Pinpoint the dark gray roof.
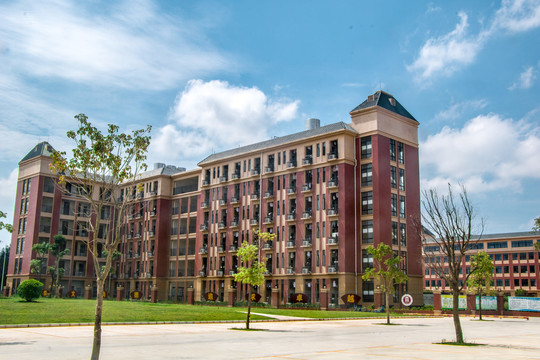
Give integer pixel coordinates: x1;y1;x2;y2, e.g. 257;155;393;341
471;231;540;240
20;141;56;164
350;91;417;122
198;121;358;166
135;165;187;180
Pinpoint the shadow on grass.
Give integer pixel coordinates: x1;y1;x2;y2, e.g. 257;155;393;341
229;328;270;331
374;323;402;326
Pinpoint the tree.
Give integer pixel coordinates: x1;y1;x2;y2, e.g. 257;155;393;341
467;251;493;320
48;235;70;296
421;184;484;344
233;231;275;330
0;210;13;233
1;211;12;292
534;217;540;251
50;114;151;360
17;279;43;302
30;242;50;284
362;243;408;324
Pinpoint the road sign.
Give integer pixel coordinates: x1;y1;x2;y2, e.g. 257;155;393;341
401;294;413;306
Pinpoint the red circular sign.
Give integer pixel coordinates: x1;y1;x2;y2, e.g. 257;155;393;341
401;294;413;306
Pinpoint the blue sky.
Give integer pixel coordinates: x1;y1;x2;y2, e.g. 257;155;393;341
1;0;540;247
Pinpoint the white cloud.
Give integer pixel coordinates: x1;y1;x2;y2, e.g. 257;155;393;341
0;0;232;90
0;168;18;247
493;0;540;33
150;80;300;166
408;12;485;80
409;0;540;81
509;66;537;90
421;113;540;194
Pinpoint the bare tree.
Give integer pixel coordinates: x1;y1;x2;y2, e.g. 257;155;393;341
421;184;484;344
50;114;151;360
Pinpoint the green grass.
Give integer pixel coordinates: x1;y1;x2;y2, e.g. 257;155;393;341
0;297;400;325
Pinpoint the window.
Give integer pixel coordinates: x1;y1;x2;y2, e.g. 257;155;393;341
361;191;373;215
400;223;406;246
398;142;404;164
389;139;396;161
392;222;398;245
399;169;405;191
362;220;373;244
512;240;533;248
399;196;406;218
362;280;374;302
361;136;372;159
361;164;372;187
391;194;397;217
390;166;397;189
362;250;373;271
487;242;508;249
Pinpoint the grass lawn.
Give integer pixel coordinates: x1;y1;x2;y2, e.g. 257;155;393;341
0;296;397;325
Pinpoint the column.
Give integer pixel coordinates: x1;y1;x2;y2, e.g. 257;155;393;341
116;285;125;301
271;287;280;308
84;284;92;299
433;290;442;315
227;287;236;307
151;285;159;303
320;287;329;311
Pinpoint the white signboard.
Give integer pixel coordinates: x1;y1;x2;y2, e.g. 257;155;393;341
401;294;413;306
509;297;540;312
475;296;497;310
441;295;467;310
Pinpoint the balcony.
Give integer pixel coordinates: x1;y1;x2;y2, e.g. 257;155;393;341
251;193;259;201
230;197;239;204
201;202;208;209
202;179;210;186
218;246;225;253
302;238;312;247
149;210;157;216
229;270;236;276
199;271;207;277
145;273;152;278
251;169;260;176
264;166;274;173
328;152;338;161
148;231;155;237
230;220;239;228
263;242;272;250
328;266;337;273
286;240;295;248
219;176;228;183
327;180;338;189
250;218;259;226
302;267;311;274
229;245;238;252
328;236;338;245
200;223;208;232
302;211;312;220
286;267;295;275
217;270;224;276
231;173;240;180
327;208;338;217
127;234;133;239
286;161;297;168
219;199;227;206
302;156;313;165
263;216;273;224
301;183;312;192
264;190;274;199
218;222;226;229
286;213;296;221
150;190;157;196
286;187;296;196
147;251;154;257
199;247;208;255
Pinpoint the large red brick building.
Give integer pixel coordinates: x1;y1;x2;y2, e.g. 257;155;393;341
6;91;423;307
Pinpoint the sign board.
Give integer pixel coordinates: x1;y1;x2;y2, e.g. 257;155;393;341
509;297;540;312
204;292;219;301
441;295;467;310
290;293;309;303
341;293;361;305
475;296;497;310
244;292;262;302
130;290;142;300
401;294;413;306
68;290;79;298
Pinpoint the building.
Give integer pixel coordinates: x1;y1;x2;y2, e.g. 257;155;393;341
7;91;423;307
423;231;540;297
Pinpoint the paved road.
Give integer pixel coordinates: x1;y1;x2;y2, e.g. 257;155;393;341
1;317;539;359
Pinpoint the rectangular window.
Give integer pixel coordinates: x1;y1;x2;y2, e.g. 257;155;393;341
392;222;398;245
362;220;373;244
390;139;396;162
399;195;406;218
391;194;397;217
361;191;373;215
399;168;405;191
390;166;397;189
400;223;407;246
398;142;404;164
361;164;372;187
361;136;372;159
487;242;508;249
511;240;533;248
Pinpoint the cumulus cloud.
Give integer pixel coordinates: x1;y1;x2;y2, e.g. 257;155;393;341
0;0;231;90
409;0;540;81
150;80;300;166
421;113;540;194
509;66;537;90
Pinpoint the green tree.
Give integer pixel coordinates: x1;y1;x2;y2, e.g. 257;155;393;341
30;242;50;284
17;279;44;302
50;114;151;360
48;235;70;296
421;184;484;344
0;210;13;233
534;217;540;251
362;243;408;324
467;251;493;320
0;211;12;293
233;231;275;330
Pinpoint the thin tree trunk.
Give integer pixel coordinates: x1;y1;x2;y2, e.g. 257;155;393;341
385;291;391;325
91;279;104;360
246;285;252;330
452;289;464;343
478;292;483;321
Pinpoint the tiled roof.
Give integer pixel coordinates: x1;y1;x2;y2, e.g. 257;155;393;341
19;141;56;164
198;121;358;166
350;91;417;122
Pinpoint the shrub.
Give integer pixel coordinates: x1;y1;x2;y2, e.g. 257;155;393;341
17;279;44;302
